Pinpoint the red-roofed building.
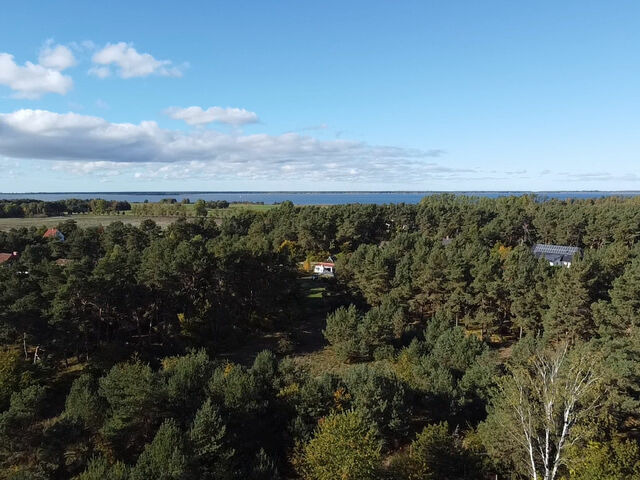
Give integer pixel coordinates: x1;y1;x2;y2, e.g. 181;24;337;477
0;252;19;264
312;259;335;275
43;228;65;241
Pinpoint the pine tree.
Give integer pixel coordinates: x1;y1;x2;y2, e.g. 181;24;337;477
609;256;640;330
188;398;235;479
130;419;188;480
543;260;595;340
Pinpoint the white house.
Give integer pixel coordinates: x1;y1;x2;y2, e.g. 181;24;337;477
313;262;335;275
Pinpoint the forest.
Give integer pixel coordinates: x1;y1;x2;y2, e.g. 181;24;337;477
0;199;132;218
0;194;639;479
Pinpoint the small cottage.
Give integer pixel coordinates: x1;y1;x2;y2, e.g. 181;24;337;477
0;252;19;265
531;243;581;268
43;228;65;241
313;262;335;275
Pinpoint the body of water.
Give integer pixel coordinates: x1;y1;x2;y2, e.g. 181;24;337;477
1;191;639;205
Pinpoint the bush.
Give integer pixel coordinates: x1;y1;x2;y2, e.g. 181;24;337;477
297;410;381;480
392;422;480;480
0;349;24;410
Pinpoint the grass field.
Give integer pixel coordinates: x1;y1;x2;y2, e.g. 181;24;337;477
227;203;276;212
0;203;278;231
0;215;182;231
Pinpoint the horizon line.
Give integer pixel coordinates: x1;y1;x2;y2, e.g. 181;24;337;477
3;190;640;195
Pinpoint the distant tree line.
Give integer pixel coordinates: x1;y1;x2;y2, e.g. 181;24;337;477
0;198;131;218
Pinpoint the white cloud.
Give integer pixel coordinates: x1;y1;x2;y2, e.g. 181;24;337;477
91;42;183;78
38;41;76;70
88;66;111;78
0;109;458;183
166;106;259;126
69;40;96;52
0;44;74;98
52;160;123;176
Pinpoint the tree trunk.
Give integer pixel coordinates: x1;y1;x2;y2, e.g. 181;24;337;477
23;332;29;360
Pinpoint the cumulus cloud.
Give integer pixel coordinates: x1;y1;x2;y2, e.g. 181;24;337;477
88;66;111;79
165;106;259;126
52;161;124;176
0;109;462;183
0;44;74;98
38;41;76;70
90;42;184;78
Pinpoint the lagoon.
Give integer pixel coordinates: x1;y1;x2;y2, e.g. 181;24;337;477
1;191;639;204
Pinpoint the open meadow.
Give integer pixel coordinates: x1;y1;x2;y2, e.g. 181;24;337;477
0;203;277;231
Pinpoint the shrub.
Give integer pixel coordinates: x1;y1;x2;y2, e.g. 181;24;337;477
297;410;381;480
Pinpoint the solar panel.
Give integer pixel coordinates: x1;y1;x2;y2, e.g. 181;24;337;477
532;244;581;255
531;244;581;265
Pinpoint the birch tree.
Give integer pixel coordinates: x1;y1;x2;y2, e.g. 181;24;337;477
487;341;604;480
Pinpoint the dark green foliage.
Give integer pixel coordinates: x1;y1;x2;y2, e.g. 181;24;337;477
161;349;213;424
324;299;405;362
64;374;104;430
99;361;164;456
1;196;640;477
0;198;129;218
0;349;31;411
342;365;411;441
323;305;361;361
188;398;235;479
396;319;493;423
73;456;130;480
543;257;596;340
393;422;481;480
130;419;187;480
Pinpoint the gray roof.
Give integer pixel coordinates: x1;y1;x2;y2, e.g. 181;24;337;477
532;243;581;263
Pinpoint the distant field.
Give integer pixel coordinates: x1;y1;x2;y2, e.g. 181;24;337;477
0;215;181;231
227;203;276;212
0;204;277;231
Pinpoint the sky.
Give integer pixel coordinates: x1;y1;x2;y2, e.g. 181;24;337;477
1;1;640;192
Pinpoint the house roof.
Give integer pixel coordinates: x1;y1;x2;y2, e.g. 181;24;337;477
43;228;61;238
314;262;335;267
532;244;581;263
55;258;73;266
0;252;18;264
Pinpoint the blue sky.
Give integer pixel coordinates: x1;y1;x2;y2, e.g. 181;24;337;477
1;1;640;191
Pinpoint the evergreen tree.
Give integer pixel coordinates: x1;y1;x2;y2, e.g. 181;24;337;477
188;398;235;479
130;419;188;480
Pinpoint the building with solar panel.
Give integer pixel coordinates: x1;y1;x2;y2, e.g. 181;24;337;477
531;243;582;268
